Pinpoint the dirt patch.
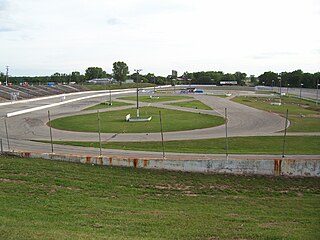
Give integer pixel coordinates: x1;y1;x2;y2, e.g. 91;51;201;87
0;178;26;183
306;107;320;112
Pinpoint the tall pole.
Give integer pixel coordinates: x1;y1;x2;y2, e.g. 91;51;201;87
278;76;282;105
4;118;10;151
134;69;142;118
48;111;54;153
300;83;303;102
153;74;156;93
159;111;165;159
272;80;274;92
109;89;112;105
316;79;319;106
5;66;9;86
282;109;289;159
286;83;289;95
225;108;229;161
97;110;102;156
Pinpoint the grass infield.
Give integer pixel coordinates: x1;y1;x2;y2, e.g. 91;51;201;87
83;101;133;111
166;100;213;110
50;106;224;133
119;95;191;103
43;136;320;155
0;156;319;239
232;96;320;132
84;83;155;91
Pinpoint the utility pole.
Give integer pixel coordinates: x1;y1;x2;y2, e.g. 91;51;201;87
278;76;282;105
134;69;142;118
5;66;9;86
316;78;319;106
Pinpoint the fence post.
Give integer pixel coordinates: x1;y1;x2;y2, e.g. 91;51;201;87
159;111;165;159
98;110;102;156
282;109;289;159
48;110;54;153
4;118;10;151
225;108;229;161
1;138;3;154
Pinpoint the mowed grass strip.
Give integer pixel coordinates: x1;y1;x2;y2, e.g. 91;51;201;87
0;156;319;239
119;95;191;103
50;106;224;133
166;100;213;110
46;136;320;155
232;96;320;132
83;101;132;111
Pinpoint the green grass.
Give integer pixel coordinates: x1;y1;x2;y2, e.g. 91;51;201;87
44;136;320;155
50;106;224;133
84;83;155;91
166;100;212;110
206;94;229;98
1;156;319;239
232;96;320;132
119;95;191;103
83;101;132;111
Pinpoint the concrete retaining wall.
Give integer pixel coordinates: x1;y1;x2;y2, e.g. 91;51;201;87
8;151;320;177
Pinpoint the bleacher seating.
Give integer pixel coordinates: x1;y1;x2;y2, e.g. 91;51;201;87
0;85;89;100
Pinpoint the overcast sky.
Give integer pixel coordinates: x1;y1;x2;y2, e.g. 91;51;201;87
1;0;319;77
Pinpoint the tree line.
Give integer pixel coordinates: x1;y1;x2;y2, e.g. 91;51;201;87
0;62;319;88
258;70;320;88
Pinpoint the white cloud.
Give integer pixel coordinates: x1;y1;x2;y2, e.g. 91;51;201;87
0;0;319;76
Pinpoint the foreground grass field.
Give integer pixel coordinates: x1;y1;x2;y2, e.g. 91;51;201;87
232;96;320;132
47;136;320;155
50;106;224;133
1;156;319;239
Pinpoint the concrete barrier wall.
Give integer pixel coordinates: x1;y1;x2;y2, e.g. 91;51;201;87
8;151;320;177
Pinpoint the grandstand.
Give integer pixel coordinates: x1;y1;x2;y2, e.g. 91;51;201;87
0;84;89;100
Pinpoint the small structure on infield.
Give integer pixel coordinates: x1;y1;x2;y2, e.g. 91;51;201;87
149;95;159;99
125;114;152;122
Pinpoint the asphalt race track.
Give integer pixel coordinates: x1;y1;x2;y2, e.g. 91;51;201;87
0;86;319;160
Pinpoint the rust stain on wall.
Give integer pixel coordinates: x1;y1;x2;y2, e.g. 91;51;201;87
109;157;112;165
274;159;282;176
86;156;91;164
143;160;148;168
24;152;30;158
133;159;138;168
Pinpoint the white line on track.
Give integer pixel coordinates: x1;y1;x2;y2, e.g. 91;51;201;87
6;90;135;118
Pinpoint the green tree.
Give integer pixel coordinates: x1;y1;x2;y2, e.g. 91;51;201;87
258;71;278;86
112;61;129;84
71;71;84;83
221;73;236;81
234;71;247;85
85;67;107;80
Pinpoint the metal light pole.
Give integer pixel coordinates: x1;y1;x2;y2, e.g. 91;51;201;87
134;69;142;117
272;80;274;92
5;66;9;86
278;76;282;104
300;83;304;102
153;74;156;93
286;83;290;95
316;79;319;106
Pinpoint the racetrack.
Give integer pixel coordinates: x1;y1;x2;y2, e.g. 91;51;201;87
0;86;318;160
